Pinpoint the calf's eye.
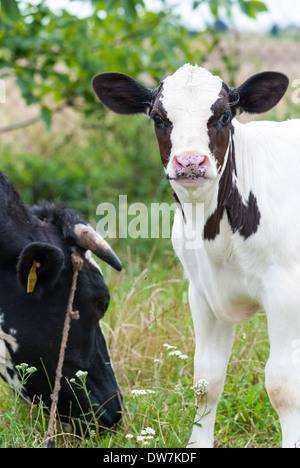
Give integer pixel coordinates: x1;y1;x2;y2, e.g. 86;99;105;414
151;113;164;128
220;112;232;127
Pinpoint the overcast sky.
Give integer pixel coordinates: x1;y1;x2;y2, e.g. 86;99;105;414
25;0;300;31
145;0;300;31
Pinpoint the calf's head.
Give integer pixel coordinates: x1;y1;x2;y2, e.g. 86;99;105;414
92;64;288;202
0;181;122;434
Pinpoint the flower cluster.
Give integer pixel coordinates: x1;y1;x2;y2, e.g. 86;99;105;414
15;363;37;375
131;389;156;397
163;343;188;360
191;378;209;397
125;427;156;445
70;370;88;384
14;363;37;392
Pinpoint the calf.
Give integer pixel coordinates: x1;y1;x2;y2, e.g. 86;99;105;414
0;171;122;434
92;64;300;447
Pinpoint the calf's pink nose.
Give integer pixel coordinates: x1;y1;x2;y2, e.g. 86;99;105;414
173;154;207;177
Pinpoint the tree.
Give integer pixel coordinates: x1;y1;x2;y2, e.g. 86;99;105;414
192;0;267;20
0;0;267;130
0;0;197;129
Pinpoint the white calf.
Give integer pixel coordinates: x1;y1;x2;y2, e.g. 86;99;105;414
93;64;300;448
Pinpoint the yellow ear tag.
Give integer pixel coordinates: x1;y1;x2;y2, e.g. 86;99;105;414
27;260;41;293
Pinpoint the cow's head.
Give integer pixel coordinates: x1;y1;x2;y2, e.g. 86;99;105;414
0;177;122;434
92;64;288;206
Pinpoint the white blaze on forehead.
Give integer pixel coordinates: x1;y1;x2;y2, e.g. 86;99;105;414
160;64;223;156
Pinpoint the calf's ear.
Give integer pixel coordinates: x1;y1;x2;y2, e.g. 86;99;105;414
17;242;64;297
234;71;289;114
92;72;153;115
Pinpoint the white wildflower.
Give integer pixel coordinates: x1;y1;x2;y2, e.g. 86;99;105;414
131;389;147;396
141;427;156;436
125;434;134;439
75;370;88;382
131;389;156;397
15;363;37;374
191;379;209;396
15;363;29;371
136;435;154;444
163;343;177;350
166;347;188;359
178;354;188;359
169;349;182;356
136;436;151;445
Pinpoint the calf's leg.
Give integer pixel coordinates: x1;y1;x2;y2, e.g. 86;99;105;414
188;285;235;448
265;309;300;447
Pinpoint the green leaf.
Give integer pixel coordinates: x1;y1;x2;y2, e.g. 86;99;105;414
41;106;52;130
16;77;30;97
122;0;137;19
1;0;20;21
238;0;268;19
248;0;268;12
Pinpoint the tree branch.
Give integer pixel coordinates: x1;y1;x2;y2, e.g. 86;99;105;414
0;103;67;133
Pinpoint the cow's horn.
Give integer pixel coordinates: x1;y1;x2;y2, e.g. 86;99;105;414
73;223;122;271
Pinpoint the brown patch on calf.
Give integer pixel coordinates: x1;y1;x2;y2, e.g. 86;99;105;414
207;83;238;170
204;83;261;241
204;129;261;241
150;86;173;168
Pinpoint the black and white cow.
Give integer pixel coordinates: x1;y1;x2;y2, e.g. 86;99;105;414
0;171;122;433
92;64;300;447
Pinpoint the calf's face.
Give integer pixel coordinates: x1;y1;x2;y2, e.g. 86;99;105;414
93;64;288;200
151;66;235;193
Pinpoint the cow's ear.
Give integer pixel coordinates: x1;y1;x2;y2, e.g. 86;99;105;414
234;72;289;114
17;242;64;297
92;72;153;115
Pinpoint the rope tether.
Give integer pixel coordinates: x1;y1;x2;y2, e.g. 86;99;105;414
44;250;83;448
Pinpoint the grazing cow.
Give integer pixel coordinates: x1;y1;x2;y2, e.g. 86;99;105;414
0;171;122;433
92;64;300;448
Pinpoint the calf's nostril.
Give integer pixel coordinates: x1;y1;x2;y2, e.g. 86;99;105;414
173;156;183;169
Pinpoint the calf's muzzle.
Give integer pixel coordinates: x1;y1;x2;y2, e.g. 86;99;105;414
173;153;208;179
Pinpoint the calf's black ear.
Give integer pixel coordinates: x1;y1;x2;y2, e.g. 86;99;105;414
234;71;289;114
17;242;64;297
92;72;153;115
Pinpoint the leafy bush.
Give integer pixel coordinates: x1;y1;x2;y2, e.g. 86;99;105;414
0;113;171;219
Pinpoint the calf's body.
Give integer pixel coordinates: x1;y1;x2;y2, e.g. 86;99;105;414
172;117;300;447
93;64;300;447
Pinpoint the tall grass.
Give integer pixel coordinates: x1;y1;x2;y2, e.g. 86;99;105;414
0;238;281;448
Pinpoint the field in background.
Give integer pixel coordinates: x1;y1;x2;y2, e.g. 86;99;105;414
0;30;299;447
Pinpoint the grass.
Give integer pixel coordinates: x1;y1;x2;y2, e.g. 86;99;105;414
0;238;282;448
